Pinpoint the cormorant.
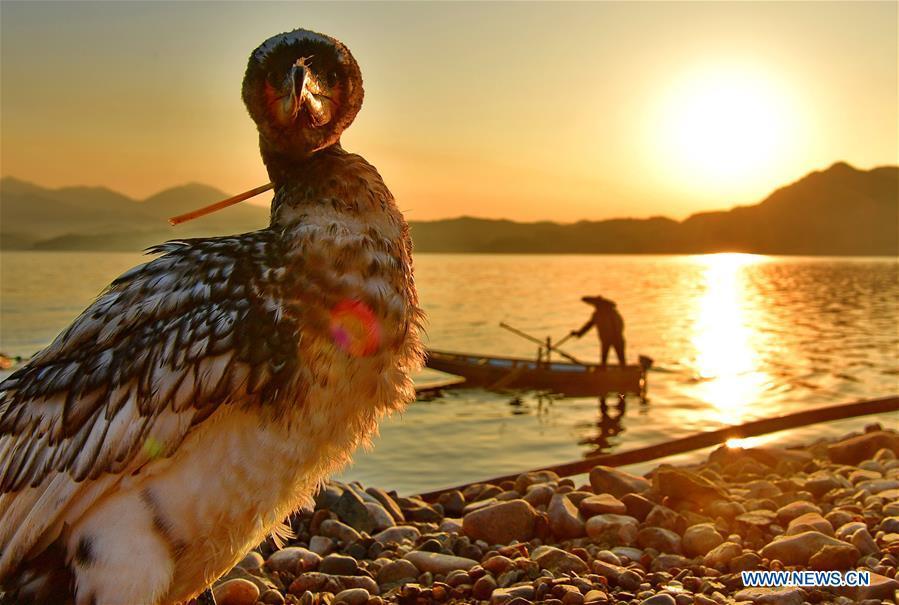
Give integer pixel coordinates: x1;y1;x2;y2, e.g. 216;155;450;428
0;28;423;604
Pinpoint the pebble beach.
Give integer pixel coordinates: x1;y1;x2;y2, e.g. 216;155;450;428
205;424;899;605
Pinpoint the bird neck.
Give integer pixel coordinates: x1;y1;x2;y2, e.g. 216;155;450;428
259;137;345;187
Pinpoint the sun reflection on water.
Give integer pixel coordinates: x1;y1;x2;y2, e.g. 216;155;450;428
690;253;772;425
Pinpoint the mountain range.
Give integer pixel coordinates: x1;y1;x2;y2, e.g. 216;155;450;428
1;161;896;255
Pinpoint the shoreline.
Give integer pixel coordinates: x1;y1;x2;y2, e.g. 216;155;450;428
206;424;899;605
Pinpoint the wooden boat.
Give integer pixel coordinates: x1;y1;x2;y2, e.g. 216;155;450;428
413;369;466;398
425;349;651;397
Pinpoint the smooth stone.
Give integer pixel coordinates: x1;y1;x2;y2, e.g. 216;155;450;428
836;521;867;541
565;490;593;507
776;500;822;525
706;499;745;519
259;588;285;605
473;574;498;600
333;588;370;605
730;551;762;573
708;444;812;470
849;527;879;556
857;478;899;494
315;483;345;510
213;579;260;605
645;505;681;531
548;493;586;539
266;547;321;574
514;470;561;494
288;572;379;596
439;517;463;534
462;499;538;545
490;585;536;604
653;468;728;506
373;525;420;544
320;553;360;576
808;543;860;570
638;594;676;605
621;493;655;521
735;510;777;529
636;526;681;554
611;546;643;562
496;489;521;502
702;541;742;569
308;535;335;556
377;559;419;585
595;549;621;565
523;483;554;507
881;516;899;533
482;555;514;575
804;472;843;498
216;567;275;595
825;509;855;529
236;551;264;570
786;512;834;536
364;502;396;531
365;487;405;522
580;494;627;516
334;489;377;533
651;553;690;571
760;531;853;565
744;479;781;499
589;465;650;497
733;587;804;605
682;523;723;557
585;514;639;545
531;545;589;574
403;502;443;523
592;559;641;590
833;572;899;601
436;490;466;517
404;550;479;574
849;469;882;484
828;431;899;465
319;519;362;544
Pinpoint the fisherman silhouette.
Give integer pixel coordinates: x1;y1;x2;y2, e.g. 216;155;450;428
570;295;626;369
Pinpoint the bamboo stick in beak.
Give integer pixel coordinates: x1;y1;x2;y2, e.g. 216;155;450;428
168;182;274;225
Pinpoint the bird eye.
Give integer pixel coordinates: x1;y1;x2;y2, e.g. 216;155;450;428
326;71;339;87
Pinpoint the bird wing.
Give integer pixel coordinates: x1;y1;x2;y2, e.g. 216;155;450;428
0;232;297;577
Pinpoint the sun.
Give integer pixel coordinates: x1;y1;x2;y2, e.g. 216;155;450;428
655;65;798;190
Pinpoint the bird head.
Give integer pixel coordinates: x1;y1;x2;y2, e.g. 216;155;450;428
243;29;363;161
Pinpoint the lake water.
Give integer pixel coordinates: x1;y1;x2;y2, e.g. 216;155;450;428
1;251;897;494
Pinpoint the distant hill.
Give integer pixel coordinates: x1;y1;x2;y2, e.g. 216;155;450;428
1;162;896;255
408;162;898;255
0;178;270;251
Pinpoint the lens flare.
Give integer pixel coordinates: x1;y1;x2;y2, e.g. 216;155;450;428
329;299;382;357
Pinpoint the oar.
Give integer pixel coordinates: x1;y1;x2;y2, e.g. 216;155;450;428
554;333;575;348
499;322;587;366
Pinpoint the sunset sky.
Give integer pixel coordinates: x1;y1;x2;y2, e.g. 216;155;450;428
1;1;896;222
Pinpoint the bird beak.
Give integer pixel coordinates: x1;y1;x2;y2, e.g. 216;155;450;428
296;66;335;128
269;59;336;129
275;62;306;124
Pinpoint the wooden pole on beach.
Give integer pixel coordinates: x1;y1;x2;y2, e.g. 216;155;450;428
417;395;899;501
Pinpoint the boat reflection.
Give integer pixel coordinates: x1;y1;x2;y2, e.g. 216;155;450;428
575;394;629;456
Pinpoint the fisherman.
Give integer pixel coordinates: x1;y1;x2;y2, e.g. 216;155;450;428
570;295;626;369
